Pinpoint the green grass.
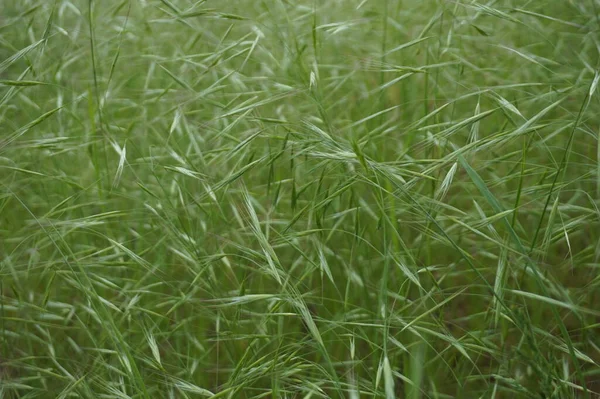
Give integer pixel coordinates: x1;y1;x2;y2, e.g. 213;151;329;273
1;0;600;398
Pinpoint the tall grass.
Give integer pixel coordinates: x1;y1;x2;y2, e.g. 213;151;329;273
1;0;599;398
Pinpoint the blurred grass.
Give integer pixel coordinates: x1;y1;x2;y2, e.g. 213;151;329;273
1;0;600;398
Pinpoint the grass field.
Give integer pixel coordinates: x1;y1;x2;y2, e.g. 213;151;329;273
1;0;600;397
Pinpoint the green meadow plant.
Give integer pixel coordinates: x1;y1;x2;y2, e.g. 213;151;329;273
1;0;599;397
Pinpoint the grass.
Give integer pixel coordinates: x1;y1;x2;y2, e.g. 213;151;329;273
1;0;600;397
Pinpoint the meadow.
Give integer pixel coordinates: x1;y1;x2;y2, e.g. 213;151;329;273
1;0;600;397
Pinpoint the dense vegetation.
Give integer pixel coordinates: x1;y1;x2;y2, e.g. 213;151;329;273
1;0;600;397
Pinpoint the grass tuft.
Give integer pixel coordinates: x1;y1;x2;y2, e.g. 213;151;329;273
1;0;599;397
